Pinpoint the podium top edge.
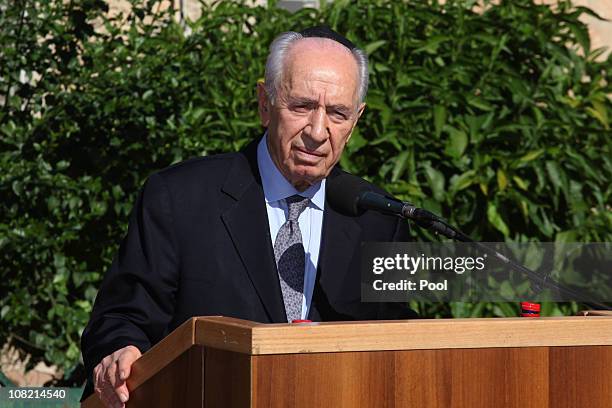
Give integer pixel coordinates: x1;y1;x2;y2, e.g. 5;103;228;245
192;314;612;328
190;315;612;355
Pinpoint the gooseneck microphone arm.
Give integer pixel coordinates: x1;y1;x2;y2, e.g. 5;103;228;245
407;210;611;311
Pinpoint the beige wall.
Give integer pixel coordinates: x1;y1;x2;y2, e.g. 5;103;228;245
563;0;612;57
1;344;61;387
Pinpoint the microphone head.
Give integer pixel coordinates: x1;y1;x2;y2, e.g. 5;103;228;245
327;172;373;216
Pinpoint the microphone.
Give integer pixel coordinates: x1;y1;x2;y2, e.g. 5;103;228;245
327;173;458;238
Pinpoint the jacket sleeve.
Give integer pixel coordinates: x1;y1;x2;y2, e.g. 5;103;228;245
80;172;180;398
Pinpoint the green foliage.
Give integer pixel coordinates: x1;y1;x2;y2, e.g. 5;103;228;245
1;0;610;383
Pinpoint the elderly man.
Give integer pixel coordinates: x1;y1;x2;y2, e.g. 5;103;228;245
81;26;416;407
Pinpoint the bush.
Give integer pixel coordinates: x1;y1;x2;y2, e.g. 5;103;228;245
1;0;610;383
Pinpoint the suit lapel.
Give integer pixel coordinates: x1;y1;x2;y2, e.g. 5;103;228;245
220;140;287;323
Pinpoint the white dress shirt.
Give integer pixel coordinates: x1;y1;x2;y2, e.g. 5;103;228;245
256;135;325;320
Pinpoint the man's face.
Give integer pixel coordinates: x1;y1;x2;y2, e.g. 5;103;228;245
258;38;365;191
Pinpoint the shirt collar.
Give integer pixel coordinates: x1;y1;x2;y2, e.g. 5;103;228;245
257;133;325;210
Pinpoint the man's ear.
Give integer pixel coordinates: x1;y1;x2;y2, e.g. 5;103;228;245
257;81;271;128
357;102;366;119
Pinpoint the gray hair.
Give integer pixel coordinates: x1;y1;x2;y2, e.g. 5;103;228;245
263;31;369;107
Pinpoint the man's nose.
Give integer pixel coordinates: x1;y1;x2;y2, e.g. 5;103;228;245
306;105;329;144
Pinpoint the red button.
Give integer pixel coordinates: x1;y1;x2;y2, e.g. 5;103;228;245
520;302;541;312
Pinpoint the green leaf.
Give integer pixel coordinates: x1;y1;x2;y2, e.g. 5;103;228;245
413;35;451;54
555;230;577;243
499;281;515;300
567;21;590;54
364;40;387;56
424;163;445;202
586;101;609;129
450;170;476;194
346;127;366;152
1;306;9;319
366;93;388;111
487;203;510;237
444;127;468;159
391;151;410;182
497;169;508;191
545;160;566;191
466;96;494;111
512;176;529;191
433;105;446;139
493;303;517;317
518;149;545;164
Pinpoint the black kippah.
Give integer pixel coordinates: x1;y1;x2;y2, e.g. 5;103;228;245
299;26;356;51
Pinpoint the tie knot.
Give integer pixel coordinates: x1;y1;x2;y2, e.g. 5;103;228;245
286;195;309;221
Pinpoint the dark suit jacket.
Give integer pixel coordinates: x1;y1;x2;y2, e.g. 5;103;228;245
81;137;416;397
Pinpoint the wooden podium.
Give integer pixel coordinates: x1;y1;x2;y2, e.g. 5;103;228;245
83;315;612;407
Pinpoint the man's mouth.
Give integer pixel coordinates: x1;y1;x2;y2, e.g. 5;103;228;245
294;146;326;158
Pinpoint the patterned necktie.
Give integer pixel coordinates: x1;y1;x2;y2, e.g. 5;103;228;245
274;195;310;322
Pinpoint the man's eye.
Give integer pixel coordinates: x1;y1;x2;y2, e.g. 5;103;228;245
292;104;310;112
331;111;348;120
